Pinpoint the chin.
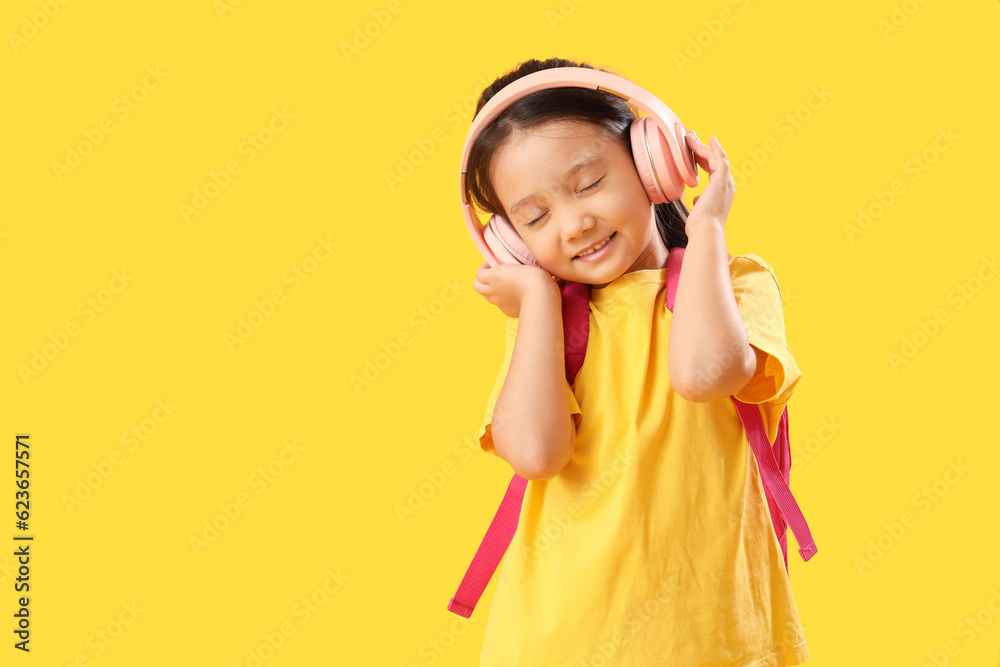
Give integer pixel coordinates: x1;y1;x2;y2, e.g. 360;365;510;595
573;269;624;287
574;257;623;282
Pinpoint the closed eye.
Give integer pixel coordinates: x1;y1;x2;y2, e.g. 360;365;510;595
525;177;605;227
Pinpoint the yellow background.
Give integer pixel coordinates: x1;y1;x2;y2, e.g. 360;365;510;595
2;0;998;664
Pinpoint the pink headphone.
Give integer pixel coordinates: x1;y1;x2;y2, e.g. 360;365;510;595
460;66;700;270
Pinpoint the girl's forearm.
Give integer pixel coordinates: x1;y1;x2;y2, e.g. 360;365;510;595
492;283;576;480
667;220;754;402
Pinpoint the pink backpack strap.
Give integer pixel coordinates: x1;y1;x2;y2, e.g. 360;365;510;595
766;407;792;570
731;398;817;563
667;247;817;566
447;473;528;618
561;280;591;381
447;279;592;618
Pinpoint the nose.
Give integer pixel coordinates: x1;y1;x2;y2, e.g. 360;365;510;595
559;207;596;242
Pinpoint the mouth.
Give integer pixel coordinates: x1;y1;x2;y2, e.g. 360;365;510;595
573;232;617;259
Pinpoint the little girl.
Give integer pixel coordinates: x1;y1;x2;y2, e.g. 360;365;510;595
467;57;808;666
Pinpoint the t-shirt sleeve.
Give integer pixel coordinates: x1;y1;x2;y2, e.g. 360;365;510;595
729;254;802;445
478;316;583;458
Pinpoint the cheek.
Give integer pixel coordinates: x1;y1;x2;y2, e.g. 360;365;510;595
605;173;644;211
538;231;564;258
622;186;653;223
522;231;554;259
607;188;645;221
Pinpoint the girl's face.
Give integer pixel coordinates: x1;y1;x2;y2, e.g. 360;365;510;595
490;120;669;288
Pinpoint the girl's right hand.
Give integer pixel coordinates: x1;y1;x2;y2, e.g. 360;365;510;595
473;262;557;319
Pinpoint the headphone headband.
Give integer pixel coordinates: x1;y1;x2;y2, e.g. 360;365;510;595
460;66;697;267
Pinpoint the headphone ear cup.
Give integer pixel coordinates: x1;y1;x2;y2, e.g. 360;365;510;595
484;213;542;267
629;116;697;203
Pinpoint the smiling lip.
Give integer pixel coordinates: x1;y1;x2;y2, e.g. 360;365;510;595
573;232;616;259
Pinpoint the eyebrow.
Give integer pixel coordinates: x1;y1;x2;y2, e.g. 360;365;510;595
508;155;605;220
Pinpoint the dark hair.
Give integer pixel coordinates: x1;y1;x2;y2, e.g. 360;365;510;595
464;56;689;256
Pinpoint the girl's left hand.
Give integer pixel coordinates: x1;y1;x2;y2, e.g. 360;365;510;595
683;132;734;232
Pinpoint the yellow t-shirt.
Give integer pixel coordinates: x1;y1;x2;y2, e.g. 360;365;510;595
476;253;809;667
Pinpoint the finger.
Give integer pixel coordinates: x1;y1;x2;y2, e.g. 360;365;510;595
685;133;713;172
709;137;730;175
710;136;728;161
473;266;492;291
707;137;723;170
686;132;711;155
476;262;491;282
